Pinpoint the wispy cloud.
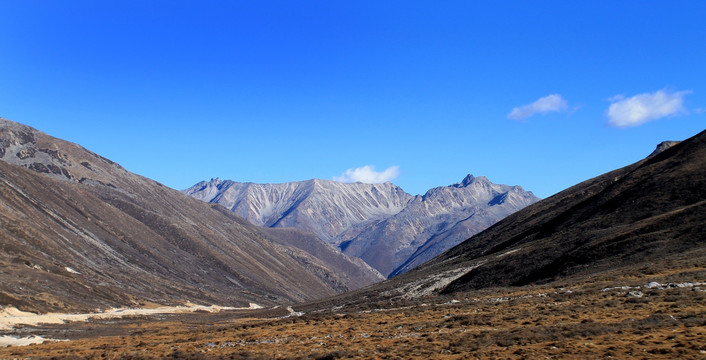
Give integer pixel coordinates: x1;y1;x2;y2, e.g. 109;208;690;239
606;89;691;128
333;165;400;184
508;94;568;120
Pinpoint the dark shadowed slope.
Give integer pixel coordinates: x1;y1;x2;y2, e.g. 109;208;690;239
317;130;705;304
438;131;706;293
0;118;382;313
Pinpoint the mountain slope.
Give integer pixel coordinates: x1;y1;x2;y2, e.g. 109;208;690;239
256;226;384;290
186;179;414;242
344;175;539;276
0;118;382;313
440;131;706;293
339;129;705;301
186;176;539;277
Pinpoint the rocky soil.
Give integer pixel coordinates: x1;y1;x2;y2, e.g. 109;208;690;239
1;263;704;359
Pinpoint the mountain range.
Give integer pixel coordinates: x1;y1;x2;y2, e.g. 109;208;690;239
3;120;704;360
3;113;702;329
0;118;382;313
185;174;539;277
322;129;706;305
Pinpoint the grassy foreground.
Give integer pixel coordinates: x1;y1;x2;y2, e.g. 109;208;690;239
1;266;705;359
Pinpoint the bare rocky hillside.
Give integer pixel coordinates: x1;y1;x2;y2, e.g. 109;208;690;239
186;175;539;277
0;118;382;313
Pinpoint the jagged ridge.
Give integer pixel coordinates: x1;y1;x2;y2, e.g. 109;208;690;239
186;175;539;277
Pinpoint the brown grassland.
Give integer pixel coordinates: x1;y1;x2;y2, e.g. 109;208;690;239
2;263;705;359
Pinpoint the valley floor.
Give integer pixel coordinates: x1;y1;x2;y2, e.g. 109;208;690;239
1;266;705;359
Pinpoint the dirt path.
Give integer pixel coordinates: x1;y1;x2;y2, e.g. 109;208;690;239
0;302;262;347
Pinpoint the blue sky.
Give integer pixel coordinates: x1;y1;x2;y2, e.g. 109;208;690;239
1;1;704;198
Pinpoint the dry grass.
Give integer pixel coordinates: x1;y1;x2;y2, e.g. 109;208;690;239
2;267;705;359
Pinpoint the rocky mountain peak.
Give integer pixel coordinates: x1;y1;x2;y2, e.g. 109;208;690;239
184;179;416;242
0;118;127;187
452;174;495;189
187;173;540;277
456;174;475;187
649;140;680;157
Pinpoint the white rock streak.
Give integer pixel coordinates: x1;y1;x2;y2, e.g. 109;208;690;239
0;302;261;332
0;335;54;347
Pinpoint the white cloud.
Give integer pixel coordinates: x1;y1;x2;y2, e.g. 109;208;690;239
333;165;400;184
507;94;568;120
607;89;691;128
